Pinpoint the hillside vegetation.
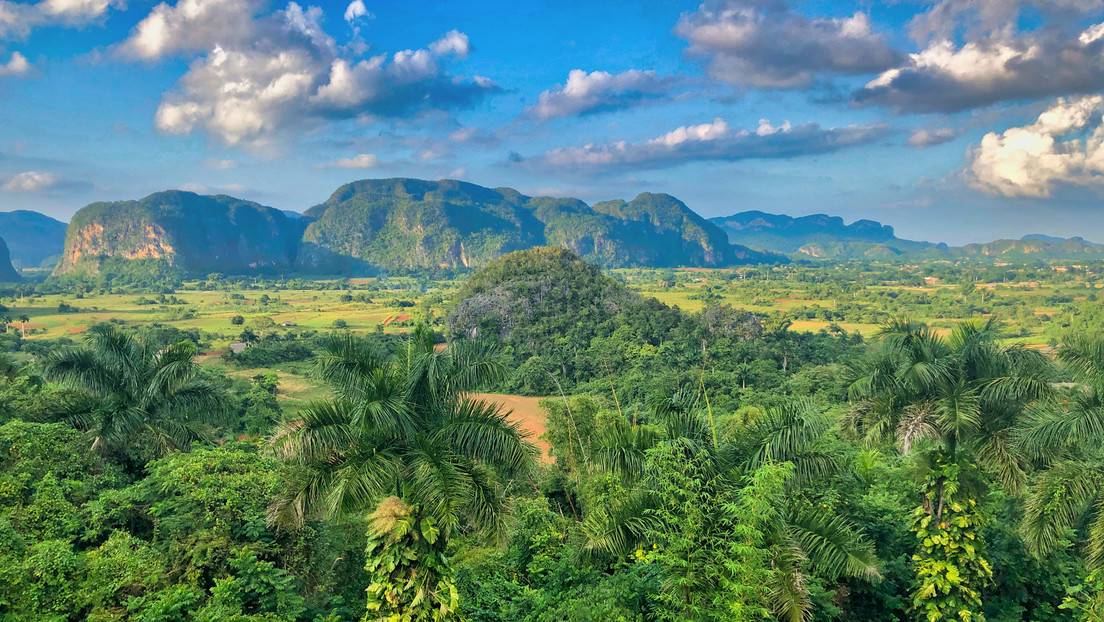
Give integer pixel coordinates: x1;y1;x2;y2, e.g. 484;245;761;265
0;251;1102;620
54;191;306;276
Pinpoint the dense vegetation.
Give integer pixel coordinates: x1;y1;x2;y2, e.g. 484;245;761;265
0;247;1102;620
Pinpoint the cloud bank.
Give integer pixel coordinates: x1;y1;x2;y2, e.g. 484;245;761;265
676;0;898;89
529;116;886;172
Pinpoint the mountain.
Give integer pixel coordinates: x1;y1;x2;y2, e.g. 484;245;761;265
300;178;780;271
710;210;946;259
0;210;67;269
955;235;1104;258
0;237;21;281
54;191;306;275
711;210;1104;261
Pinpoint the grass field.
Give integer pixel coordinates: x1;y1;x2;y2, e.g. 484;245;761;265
6;265;1096;352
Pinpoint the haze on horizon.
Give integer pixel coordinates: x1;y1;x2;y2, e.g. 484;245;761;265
2;0;1104;245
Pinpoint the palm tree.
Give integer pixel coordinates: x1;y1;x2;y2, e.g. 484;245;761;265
39;323;226;461
18;313;28;338
846;318;1052;507
846;318;1053;619
269;328;536;620
583;398;880;621
1017;332;1104;578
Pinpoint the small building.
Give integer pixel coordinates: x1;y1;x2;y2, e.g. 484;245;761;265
229;342;248;355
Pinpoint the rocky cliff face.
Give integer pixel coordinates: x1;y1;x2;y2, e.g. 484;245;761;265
54;191;305;275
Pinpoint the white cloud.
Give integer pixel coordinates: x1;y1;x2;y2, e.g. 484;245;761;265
343;0;368;22
143;2;496;146
857;20;1104;112
530;69;674;120
0;0;122;39
909;127;959;148
205;158;238;170
118;0;267;61
328;153;378;168
909;0;1104;44
2;170;57;191
969;95;1104;197
675;0;898;88
530;116;885;171
0;51;28;76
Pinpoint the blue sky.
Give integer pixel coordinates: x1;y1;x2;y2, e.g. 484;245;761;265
2;0;1104;244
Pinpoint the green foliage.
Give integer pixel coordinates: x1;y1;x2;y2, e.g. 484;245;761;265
39;323;228;464
363;497;458;621
301;179;775;274
910;471;993;622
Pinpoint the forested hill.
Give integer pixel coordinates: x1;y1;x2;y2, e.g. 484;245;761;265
53;191;306;276
300;178;779;271
0;209;66;268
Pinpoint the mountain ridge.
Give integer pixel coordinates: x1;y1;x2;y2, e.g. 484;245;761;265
0;210;67;269
712;210;1104;260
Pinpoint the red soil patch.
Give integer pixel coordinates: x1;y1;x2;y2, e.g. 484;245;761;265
383;313;413;325
469;393;552;464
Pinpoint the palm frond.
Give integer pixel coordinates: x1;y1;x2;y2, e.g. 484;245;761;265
1021;459;1103;560
582;490;661;559
1016;392;1104;460
770;541;812;622
438;397;536;477
746;400;833;469
593;421;661;483
784;504;882;581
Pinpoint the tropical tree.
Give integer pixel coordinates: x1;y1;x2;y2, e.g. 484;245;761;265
39;323;226;463
846;318;1052;506
582;397;881;621
1017;332;1104;617
846;318;1053;620
18;314;28;338
269;327;536;621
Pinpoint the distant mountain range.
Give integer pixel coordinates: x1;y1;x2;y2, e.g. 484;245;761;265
0;210;67;269
0;237;21;281
3;180;1103;279
52;179;780;276
711;211;1104;260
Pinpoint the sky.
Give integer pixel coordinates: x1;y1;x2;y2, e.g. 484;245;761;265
2;0;1104;244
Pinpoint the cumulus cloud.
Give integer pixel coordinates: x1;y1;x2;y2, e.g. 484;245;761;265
969;95;1104;197
118;0;266;61
2;170;57;191
343;0;368;23
530;69;675;120
675;0;898;89
909;127;959;148
140;2;497;146
856;20;1104;113
528;116;886;172
909;0;1104;44
327;153;379;168
0;0;122;39
0;51;28;76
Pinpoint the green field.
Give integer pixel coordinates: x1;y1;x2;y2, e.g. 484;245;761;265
8;263;1101;353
